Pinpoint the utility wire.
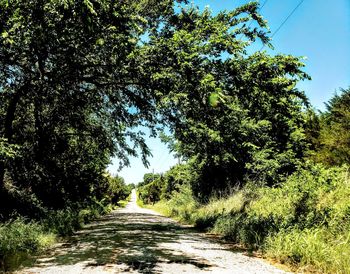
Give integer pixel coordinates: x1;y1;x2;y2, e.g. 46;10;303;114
246;0;269;29
260;0;305;50
239;0;269;40
258;0;269;12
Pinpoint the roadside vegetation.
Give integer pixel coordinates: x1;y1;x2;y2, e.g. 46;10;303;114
138;88;350;274
1;0;348;273
0;173;132;272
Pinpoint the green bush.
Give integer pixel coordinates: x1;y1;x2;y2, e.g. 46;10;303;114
138;179;163;204
42;208;81;235
265;227;350;273
42;200;113;236
137;164;194;205
164;184;198;223
147;184;199;223
0;218;55;271
106;175;132;204
194;191;246;229
0;198;116;271
155;163;350;272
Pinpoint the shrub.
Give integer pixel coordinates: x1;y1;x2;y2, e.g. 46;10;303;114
148;184;199;223
165;184;198;223
42;208;81;235
42;200;112;236
0;218;55;271
194;191;245;229
138;179;163;204
154;163;350;272
265;227;350;273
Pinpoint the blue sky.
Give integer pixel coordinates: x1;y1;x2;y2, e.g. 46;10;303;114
108;0;350;184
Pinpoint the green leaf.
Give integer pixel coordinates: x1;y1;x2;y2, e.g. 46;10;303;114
96;38;104;45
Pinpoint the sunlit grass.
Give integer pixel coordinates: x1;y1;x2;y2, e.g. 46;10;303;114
266;227;350;273
0;219;56;271
142;185;198;224
149;165;350;273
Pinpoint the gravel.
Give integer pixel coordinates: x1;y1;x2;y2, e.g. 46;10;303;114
17;191;292;274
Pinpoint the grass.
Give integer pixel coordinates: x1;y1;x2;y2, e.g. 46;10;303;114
0;218;56;272
265;227;350;273
117;193;132;208
144;164;350;273
139;185;199;224
0;196;130;272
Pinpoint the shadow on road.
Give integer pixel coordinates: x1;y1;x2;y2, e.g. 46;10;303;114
27;211;219;273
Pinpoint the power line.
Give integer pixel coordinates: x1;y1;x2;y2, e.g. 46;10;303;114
260;0;305;50
271;0;305;39
246;0;269;28
259;0;269;11
238;0;269;40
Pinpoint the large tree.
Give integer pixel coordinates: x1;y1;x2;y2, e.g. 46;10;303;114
143;4;310;198
0;0;311;207
315;87;350;165
0;0;186;208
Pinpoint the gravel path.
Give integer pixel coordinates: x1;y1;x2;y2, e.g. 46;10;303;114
17;191;291;273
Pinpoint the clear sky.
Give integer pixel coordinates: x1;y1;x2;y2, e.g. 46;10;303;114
108;0;350;184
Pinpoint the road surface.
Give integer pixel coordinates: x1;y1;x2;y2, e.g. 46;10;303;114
18;190;290;273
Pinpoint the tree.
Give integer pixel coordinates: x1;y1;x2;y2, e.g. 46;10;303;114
142;4;310;198
0;0;311;207
0;0;186;209
315;87;350;165
105;174;130;204
138;173;161;187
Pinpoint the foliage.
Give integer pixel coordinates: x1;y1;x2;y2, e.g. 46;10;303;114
159;163;195;199
138;173;161;187
0;138;18;159
42;200;113;236
0;0;188;213
266;227;350;273
138;178;163;204
137;163;194;204
1;0;349;272
1;0;311;215
148;164;350;273
147;4;311;198
105;174;132;204
158;184;198;223
314;87;350;166
0;195;121;270
0;218;55;272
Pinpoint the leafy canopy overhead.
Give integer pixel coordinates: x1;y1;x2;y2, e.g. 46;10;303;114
0;0;310;205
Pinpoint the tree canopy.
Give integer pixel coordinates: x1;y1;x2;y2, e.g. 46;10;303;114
1;0;311;208
314;87;350;165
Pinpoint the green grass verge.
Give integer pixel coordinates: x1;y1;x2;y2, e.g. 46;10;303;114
0;219;56;272
143;164;350;273
117;195;131;208
0;199;123;272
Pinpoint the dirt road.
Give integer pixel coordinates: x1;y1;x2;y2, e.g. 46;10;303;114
18;190;290;273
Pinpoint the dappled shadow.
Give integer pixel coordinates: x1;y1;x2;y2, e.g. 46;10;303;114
24;208;218;273
18;194;289;274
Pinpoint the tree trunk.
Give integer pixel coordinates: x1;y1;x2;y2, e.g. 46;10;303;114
0;92;21;190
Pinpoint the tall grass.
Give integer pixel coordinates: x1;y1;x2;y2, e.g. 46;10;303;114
0;199;119;271
0;219;55;271
143;184;199;223
149;164;350;273
266;227;350;273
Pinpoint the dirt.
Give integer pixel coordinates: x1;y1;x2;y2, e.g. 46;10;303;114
16;190;292;273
